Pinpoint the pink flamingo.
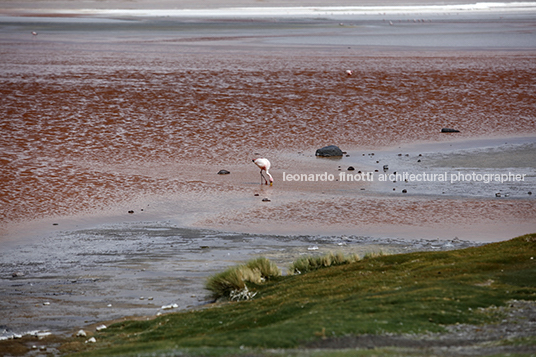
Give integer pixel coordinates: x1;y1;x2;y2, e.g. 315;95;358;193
252;158;273;186
345;70;353;76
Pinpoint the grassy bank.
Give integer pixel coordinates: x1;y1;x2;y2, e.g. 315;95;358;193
63;234;536;356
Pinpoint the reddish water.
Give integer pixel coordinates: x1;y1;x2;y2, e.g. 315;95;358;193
1;36;536;231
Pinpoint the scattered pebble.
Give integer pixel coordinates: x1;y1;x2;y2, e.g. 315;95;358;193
308;246;319;251
262;198;271;202
217;170;230;175
85;337;96;343
12;271;24;278
96;325;107;331
161;303;178;310
43;302;50;306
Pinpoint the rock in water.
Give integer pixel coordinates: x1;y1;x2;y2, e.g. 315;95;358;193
315;145;343;157
217;170;230;175
441;128;460;133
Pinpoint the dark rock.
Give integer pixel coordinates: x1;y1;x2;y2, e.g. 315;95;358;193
441;128;460;133
262;198;271;202
383;165;388;172
128;210;134;214
12;271;25;278
402;189;407;193
217;170;230;175
347;166;355;171
315;145;343;157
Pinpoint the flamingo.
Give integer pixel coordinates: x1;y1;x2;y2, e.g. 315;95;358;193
252;158;273;186
345;70;353;76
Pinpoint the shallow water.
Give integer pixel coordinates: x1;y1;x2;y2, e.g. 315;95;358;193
1;8;536;342
1;22;536;225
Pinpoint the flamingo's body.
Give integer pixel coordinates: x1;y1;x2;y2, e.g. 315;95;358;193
345;70;353;76
252;158;273;186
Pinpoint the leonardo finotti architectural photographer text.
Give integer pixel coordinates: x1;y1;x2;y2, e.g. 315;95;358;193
282;171;527;184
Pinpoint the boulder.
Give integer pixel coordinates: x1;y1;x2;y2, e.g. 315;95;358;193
315;145;343;157
441;128;460;133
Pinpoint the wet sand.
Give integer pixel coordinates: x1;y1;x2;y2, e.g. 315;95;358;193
1;1;536;341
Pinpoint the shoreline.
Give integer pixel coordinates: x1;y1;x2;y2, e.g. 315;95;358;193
2;135;535;244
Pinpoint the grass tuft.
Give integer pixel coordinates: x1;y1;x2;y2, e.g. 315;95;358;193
205;257;281;299
289;252;359;275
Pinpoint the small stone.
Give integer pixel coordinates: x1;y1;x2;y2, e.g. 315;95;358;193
402;189;407;193
441;128;460;133
347;166;355;171
262;198;271;202
128;210;134;214
96;325;107;331
43;302;50;306
12;271;24;278
76;330;87;337
495;192;501;197
217;170;230;175
85;337;97;343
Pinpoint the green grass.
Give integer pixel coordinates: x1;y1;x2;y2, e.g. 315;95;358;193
63;233;536;356
205;257;281;299
288;252;360;275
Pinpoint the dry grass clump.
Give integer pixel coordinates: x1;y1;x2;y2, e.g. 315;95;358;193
206;257;281;299
288;252;359;275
